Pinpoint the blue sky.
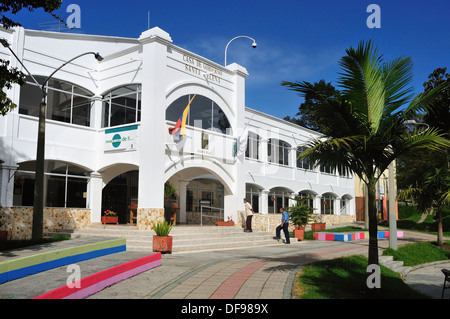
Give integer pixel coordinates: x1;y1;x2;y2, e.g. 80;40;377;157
13;0;450;120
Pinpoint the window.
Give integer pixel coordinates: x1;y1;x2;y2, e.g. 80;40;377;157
268;187;291;214
13;161;90;208
321;193;336;215
245;132;260;160
246;184;262;213
166;94;232;135
102;84;141;128
320;165;335;175
296;146;313;170
268;139;291;166
186;178;224;212
19;76;94;127
298;192;315;208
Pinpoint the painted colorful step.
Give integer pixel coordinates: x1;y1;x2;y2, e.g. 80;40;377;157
313;231;404;242
0;238;126;284
34;253;162;299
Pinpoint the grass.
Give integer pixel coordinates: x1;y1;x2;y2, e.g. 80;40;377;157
295;255;429;299
0;235;71;252
379;204;450;237
383;241;450;266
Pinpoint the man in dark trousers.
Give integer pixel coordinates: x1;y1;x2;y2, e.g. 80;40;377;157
274;207;290;244
243;198;254;232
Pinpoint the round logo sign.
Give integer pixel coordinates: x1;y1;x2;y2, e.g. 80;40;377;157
112;134;122;148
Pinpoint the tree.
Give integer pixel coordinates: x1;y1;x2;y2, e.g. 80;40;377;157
282;79;341;132
0;0;62;115
397;168;450;246
281;40;450;266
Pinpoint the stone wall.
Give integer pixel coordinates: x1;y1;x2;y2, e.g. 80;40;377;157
185;212;223;225
237;211;356;233
137;208;165;231
0;207;91;240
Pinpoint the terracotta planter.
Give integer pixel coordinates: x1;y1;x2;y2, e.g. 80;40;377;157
0;230;8;240
293;227;304;240
101;216;119;225
311;223;326;231
216;221;235;226
153;235;173;254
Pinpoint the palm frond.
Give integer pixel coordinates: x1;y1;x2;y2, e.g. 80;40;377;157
396;187;422;201
337;40;385;135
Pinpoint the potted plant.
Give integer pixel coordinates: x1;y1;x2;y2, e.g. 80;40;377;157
216;216;235;226
288;197;315;240
0;220;7;240
311;215;326;231
152;220;174;254
102;210;119;225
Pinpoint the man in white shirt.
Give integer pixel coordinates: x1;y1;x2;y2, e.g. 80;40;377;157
244;198;254;232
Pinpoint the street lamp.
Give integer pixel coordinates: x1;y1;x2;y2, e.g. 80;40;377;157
1;38;103;239
387;119;430;250
224;35;257;66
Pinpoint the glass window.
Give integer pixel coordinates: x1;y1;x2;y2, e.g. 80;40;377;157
320;165;335;175
102;84;141;128
13;161;90;208
19;76;93;127
246;132;260;160
246;184;261;213
166;94;232;135
268;187;291;214
321;193;336;215
296;147;313;170
268;139;291;166
186;178;224;212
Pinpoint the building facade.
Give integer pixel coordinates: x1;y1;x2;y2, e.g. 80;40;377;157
0;27;355;239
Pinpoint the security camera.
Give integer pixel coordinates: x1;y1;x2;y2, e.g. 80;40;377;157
252;42;257;48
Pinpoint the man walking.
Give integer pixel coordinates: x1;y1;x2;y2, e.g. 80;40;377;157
274;207;290;244
244;198;254;232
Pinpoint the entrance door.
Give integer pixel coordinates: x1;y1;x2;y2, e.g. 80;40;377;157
102;170;139;224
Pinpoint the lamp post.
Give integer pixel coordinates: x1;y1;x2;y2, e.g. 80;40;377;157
1;38;103;239
224;36;257;66
387;119;430;250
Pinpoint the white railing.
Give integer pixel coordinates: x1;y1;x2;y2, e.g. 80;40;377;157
200;205;224;226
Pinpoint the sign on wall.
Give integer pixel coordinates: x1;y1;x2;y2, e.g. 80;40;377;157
104;125;138;152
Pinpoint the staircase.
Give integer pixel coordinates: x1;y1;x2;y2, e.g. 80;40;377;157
379;254;412;277
51;224;295;253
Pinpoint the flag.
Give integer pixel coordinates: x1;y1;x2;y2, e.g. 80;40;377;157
169;94;196;138
233;126;249;157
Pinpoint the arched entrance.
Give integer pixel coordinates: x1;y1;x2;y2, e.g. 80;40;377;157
101;170;139;224
165;164;235;226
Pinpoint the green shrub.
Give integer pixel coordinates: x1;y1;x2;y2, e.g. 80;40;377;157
151;220;173;236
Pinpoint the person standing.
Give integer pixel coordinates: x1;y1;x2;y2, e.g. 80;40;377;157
274;207;290;244
244;198;254;232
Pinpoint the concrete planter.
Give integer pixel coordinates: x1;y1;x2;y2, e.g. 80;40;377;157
311;223;326;231
216;221;235;226
101;216;119;225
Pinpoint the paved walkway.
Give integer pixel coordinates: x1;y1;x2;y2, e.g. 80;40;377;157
0;227;449;299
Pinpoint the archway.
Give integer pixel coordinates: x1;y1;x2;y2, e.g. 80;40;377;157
165;164;234;225
101;169;139;225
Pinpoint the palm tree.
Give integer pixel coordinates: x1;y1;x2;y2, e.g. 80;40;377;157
397;168;450;246
282;40;450;265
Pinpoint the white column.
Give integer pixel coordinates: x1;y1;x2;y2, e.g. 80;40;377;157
136;28;172;229
88;172;103;223
261;190;269;214
335;197;341;215
0;164;17;207
315;195;322;215
179;181;189;224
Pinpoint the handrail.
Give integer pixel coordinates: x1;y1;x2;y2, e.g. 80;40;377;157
200;205;224;226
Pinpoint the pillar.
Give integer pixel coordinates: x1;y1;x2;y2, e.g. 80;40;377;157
88;172;103;223
136;28;172;230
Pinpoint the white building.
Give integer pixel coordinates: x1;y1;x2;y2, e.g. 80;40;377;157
0;27;355;238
